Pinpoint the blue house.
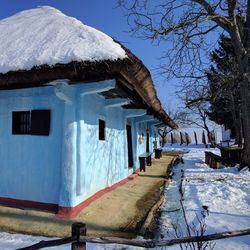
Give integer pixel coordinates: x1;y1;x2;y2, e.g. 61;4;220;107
0;7;177;218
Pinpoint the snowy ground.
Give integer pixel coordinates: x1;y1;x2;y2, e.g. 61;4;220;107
156;146;250;250
0;146;249;249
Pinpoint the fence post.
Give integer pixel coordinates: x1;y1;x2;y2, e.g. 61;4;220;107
71;222;87;250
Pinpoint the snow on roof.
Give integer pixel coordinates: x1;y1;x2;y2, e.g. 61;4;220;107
0;6;127;74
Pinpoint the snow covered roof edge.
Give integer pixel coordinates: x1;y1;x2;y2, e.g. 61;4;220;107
0;6;127;74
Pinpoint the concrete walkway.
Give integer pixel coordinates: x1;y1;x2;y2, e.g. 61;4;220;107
0;156;173;238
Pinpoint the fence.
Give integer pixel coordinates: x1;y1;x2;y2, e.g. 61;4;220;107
205;151;223;169
17;223;250;250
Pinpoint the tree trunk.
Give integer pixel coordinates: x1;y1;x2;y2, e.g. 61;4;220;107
229;24;250;166
240;77;250;167
234;124;242;146
203;123;211;144
229;91;243;147
232;110;243;147
238;112;244;147
234;111;243;147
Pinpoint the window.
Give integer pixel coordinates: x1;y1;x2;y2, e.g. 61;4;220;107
99;119;105;140
31;110;50;136
12;110;50;136
12;111;31;134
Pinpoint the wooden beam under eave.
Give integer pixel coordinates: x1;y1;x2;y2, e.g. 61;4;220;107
133;115;155;123
80;79;116;97
48;80;74;104
147;120;161;127
124;109;147;118
105;98;129;109
154;122;166;128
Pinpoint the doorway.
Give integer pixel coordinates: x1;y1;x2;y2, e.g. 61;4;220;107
146;128;150;153
126;125;134;168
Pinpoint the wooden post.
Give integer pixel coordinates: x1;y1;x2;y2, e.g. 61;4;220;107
139;157;146;172
72;223;87;250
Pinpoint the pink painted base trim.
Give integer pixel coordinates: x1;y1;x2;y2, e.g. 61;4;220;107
56;169;140;219
135;168;140;174
0;169;140;219
0;197;58;212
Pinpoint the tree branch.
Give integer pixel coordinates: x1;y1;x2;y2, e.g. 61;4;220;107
192;0;232;31
187;24;219;39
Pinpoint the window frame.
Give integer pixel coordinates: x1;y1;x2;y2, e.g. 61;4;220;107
12;109;51;136
12;111;31;135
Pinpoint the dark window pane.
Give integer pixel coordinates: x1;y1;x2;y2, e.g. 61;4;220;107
12;111;31;134
30;110;50;136
99;119;105;141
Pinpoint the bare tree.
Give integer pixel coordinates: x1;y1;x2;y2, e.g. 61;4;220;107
158;126;173;146
178;101;216;143
158;107;184;146
118;0;250;166
202;130;207;145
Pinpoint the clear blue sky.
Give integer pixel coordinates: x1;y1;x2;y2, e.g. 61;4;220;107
0;0;178;108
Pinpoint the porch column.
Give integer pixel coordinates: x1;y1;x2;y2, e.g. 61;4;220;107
49;80;77;208
59;101;78;207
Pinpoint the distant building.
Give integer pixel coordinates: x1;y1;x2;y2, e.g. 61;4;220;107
221;125;231;141
0;7;177;218
221;125;235;147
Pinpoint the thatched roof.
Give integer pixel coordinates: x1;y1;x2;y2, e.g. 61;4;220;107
0;7;178;129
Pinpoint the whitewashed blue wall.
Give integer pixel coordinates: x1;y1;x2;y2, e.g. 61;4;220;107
0;87;63;204
0;80;161;209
